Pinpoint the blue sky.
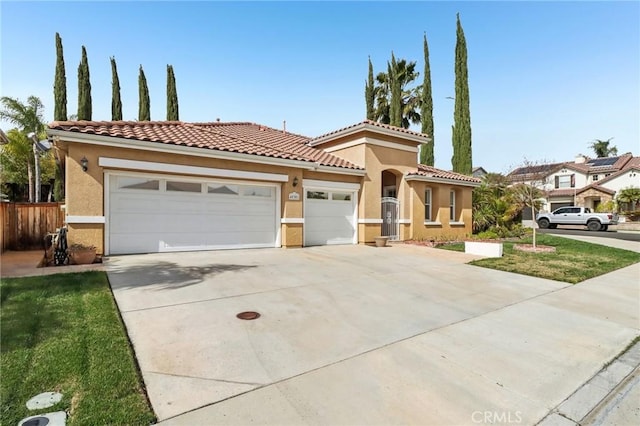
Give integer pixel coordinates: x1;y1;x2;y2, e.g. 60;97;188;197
1;1;638;173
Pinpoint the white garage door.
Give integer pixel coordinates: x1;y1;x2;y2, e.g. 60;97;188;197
304;187;357;246
108;174;279;254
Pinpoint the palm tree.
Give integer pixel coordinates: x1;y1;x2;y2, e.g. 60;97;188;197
0;129;33;197
374;58;421;129
589;138;618;158
0;96;46;202
616;187;640;212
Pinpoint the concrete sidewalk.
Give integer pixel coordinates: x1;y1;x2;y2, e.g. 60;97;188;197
0;250;105;278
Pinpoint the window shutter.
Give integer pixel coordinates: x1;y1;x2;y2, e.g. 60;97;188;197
555;176;559;189
571;174;575;188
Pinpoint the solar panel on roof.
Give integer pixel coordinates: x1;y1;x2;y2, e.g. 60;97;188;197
587;157;617;167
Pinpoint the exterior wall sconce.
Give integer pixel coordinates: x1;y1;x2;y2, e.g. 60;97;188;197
292;176;299;187
80;156;88;172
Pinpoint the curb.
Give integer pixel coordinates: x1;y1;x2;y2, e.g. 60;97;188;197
537;339;640;425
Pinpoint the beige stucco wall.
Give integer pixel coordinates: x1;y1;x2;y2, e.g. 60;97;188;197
60;129;472;253
62;141;317;253
311;130;474;243
408;180;473;241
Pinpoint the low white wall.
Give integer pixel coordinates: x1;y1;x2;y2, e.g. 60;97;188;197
465;241;503;257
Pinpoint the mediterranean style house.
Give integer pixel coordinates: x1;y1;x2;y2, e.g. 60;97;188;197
508;153;640;215
47;120;480;255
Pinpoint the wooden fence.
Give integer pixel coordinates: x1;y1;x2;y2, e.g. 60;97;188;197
0;202;65;252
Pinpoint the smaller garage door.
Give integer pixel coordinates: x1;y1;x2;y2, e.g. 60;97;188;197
304;183;358;246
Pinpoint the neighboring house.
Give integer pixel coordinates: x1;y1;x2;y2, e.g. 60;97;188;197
47;120;480;255
472;166;487;179
508;153;640;214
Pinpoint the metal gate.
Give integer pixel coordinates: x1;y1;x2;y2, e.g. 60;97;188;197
381;197;399;240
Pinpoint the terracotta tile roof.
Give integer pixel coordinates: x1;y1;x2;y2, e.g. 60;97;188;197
48;121;363;170
579;185;616;195
547;189;579;197
548;185;616;197
311;119;430;143
507;163;564;182
407;164;482;184
563;162;590;173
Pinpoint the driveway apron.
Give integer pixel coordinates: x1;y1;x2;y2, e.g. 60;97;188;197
105;244;639;424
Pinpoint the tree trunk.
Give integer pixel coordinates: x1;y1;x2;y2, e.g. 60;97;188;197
33;143;41;203
531;204;536;249
27;161;34;203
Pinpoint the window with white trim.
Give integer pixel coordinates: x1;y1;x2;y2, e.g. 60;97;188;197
425;188;432;221
555;174;575;189
592;174;599;182
449;190;456;221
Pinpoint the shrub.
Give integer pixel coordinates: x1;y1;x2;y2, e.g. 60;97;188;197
622;210;640;222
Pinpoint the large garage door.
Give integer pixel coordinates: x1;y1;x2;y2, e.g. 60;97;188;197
304;186;357;246
108;174;278;254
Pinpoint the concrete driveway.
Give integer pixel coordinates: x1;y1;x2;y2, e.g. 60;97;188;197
106;244;640;425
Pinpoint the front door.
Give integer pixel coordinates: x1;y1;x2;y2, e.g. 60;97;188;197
381;197;399;240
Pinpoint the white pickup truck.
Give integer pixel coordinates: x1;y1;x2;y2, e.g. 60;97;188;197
536;206;618;231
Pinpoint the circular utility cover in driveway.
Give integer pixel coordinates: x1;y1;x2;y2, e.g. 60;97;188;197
236;311;261;320
26;392;63;410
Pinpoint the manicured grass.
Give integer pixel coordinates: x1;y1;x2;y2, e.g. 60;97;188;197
439;234;640;283
1;272;155;425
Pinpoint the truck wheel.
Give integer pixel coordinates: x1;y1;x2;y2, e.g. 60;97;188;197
601;225;609;231
549;224;558;229
587;220;601;231
538;218;550;229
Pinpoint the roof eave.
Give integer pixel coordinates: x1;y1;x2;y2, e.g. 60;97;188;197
405;174;481;188
309;122;429;147
48;128;324;171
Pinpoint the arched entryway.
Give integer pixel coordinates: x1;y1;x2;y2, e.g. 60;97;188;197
381;169;402;240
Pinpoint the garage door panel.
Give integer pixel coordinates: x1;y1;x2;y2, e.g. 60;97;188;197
304;230;353;246
109;174;278;254
109;234;164;255
304;188;356;247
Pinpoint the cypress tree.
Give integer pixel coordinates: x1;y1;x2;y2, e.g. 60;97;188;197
110;57;122;120
389;53;402;127
138;65;150;121
166;64;179;121
451;13;472;174
419;33;435;166
365;57;375;120
77;46;92;120
53;33;67;121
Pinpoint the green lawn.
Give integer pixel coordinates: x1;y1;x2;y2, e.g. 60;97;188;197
439;234;640;283
1;272;155;425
